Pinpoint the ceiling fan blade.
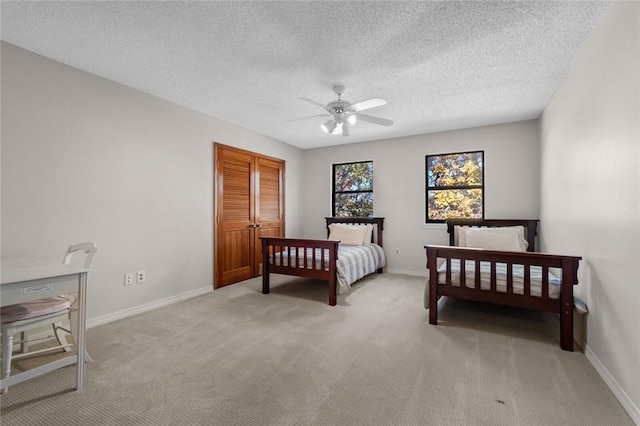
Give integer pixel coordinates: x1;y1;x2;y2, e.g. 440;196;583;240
300;97;332;113
342;122;351;137
350;97;387;112
356;113;393;127
285;114;330;123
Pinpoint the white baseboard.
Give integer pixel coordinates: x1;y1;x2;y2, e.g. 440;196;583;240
86;286;213;329
585;344;640;425
386;268;428;277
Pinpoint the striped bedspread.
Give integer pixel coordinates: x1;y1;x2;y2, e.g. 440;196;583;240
436;260;587;313
438;260;560;298
336;245;386;294
272;244;386;294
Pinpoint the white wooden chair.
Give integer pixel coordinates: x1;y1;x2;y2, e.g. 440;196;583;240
0;242;97;392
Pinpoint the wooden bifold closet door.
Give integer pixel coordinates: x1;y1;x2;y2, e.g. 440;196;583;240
214;144;284;288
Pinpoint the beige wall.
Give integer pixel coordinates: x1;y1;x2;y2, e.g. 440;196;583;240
0;42;304;323
301;120;541;274
540;1;639;422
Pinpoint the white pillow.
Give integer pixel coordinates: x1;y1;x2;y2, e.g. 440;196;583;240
491;226;529;251
455;225;469;246
457;225;528;251
465;227;523;252
362;224;374;245
328;224;367;246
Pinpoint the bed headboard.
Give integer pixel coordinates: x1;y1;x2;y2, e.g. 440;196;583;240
325;217;385;247
445;219;539;252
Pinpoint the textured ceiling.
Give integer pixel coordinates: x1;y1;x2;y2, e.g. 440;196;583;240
1;1;611;149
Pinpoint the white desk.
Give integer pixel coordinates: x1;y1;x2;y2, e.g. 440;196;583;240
1;257;89;391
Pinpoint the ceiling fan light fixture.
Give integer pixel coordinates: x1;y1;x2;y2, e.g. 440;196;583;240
347;114;357;125
342;122;351;137
332;122;343;135
321;119;343;135
321;119;335;134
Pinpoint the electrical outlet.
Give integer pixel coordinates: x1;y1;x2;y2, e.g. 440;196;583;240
395;248;400;255
137;270;146;284
124;273;134;286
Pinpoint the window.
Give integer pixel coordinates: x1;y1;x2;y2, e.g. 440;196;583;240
333;161;373;217
426;151;484;222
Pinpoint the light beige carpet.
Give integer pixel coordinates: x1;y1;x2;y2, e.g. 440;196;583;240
0;273;633;425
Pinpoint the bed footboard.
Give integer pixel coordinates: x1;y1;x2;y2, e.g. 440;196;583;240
261;237;340;305
425;245;581;351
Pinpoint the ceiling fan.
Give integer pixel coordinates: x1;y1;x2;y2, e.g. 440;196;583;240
295;84;393;137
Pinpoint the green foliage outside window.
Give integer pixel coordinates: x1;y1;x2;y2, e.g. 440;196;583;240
333;161;373;217
426;151;484;222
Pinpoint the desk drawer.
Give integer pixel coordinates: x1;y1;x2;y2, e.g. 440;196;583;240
1;275;80;306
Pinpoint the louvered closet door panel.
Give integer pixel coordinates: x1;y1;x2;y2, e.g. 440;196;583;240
217;149;255;286
255;157;284;272
258;158;282;222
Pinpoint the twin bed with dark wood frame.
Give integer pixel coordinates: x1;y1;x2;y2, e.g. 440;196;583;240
261;217;384;306
425;219;582;351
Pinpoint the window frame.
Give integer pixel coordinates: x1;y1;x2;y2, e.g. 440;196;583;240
332;160;374;217
425;150;485;223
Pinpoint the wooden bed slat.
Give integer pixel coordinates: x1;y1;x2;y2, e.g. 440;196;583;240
490;262;497;292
